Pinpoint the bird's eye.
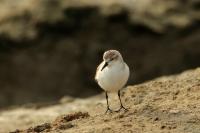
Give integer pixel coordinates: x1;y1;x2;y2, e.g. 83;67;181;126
110;58;114;61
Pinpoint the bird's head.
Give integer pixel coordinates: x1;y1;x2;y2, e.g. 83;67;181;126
101;50;123;71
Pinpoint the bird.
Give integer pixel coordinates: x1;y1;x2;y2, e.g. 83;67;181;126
95;50;130;113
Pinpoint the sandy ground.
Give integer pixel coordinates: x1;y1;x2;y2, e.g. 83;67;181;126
2;67;200;133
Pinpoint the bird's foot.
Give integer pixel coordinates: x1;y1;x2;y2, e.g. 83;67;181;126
116;106;129;112
105;108;113;114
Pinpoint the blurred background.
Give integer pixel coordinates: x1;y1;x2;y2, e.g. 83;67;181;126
0;0;199;108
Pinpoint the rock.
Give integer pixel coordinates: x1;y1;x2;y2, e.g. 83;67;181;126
0;68;200;133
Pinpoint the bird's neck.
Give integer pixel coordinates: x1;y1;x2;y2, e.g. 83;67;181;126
112;60;125;69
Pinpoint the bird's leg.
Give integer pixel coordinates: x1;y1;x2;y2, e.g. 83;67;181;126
105;91;113;114
117;90;128;112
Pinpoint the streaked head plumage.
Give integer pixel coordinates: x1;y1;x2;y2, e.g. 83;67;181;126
103;50;123;62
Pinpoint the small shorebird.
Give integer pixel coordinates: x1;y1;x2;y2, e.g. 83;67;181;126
95;50;130;113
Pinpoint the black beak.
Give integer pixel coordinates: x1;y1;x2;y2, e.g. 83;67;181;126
101;62;108;71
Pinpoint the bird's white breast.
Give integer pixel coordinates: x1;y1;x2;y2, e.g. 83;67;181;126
96;61;129;92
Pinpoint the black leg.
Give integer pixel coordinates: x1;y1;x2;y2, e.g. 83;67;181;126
117;90;128;112
105;91;113;113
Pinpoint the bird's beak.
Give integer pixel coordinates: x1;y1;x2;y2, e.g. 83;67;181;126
101;62;108;71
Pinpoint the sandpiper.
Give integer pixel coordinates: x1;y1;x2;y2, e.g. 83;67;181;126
95;50;130;113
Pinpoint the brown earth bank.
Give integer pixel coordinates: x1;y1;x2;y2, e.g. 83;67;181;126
0;67;199;133
0;0;200;107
